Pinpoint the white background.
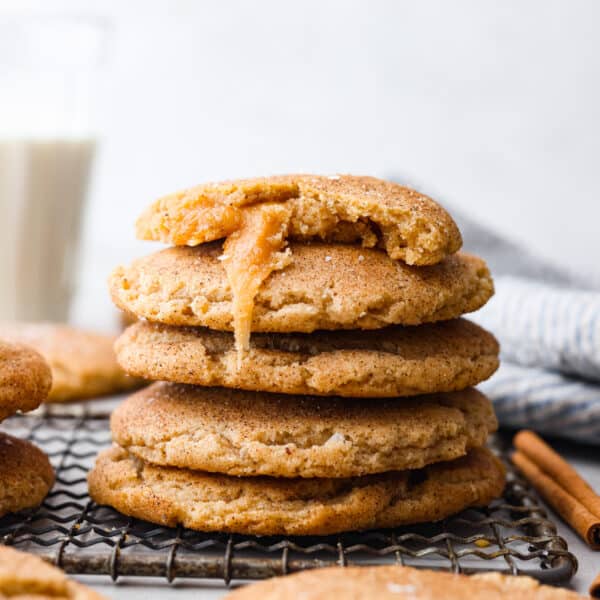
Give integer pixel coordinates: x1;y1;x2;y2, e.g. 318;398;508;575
3;0;600;328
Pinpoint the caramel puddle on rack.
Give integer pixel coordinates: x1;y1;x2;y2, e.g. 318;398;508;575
220;203;292;366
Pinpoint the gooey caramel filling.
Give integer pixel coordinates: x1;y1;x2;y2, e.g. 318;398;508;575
221;203;292;364
136;175;462;365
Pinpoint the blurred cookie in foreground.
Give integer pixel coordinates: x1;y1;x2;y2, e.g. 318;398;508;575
224;565;584;599
116;318;499;397
0;339;52;421
0;433;54;518
0;545;106;599
0;322;144;403
88;446;504;536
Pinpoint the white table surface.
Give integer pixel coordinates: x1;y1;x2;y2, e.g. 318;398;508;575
67;435;597;599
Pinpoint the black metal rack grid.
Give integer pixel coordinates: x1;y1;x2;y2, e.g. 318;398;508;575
0;411;577;585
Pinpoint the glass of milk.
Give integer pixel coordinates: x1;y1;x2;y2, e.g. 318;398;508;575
0;16;110;321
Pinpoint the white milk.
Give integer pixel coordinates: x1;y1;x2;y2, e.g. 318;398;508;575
0;138;95;321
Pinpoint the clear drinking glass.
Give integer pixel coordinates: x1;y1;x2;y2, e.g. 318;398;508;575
0;16;110;321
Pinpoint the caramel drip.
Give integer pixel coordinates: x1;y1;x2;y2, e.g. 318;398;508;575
222;203;292;366
134;176;463;366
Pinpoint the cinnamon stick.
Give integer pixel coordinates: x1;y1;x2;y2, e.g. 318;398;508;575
590;572;600;598
512;430;600;550
514;430;600;518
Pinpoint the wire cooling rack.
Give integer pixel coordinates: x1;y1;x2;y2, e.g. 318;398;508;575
0;408;577;585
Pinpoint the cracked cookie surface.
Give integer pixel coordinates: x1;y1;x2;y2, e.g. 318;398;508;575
136;174;462;266
115;318;499;397
109;243;493;333
88;446;505;536
110;382;497;478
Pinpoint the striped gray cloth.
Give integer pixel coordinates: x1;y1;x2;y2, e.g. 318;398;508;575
477;362;600;444
455;211;600;444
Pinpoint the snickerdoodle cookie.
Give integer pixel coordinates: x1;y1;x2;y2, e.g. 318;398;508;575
115;318;499;397
135;174;462;266
109;243;492;333
223;565;584;599
0;433;54;517
0;545;106;599
111;383;497;478
88;446;505;536
0;340;52;421
0;322;143;403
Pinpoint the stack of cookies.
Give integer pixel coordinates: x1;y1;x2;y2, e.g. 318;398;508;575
89;175;505;536
0;341;54;518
